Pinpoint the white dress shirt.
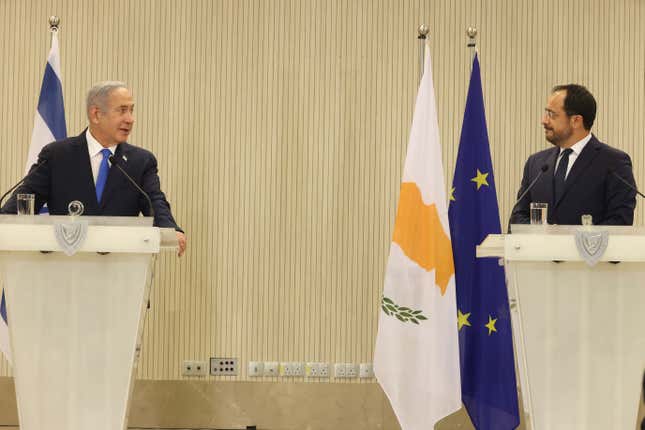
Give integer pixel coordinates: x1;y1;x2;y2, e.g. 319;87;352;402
86;130;117;185
554;133;592;179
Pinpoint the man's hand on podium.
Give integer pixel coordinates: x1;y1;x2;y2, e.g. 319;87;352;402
176;231;187;257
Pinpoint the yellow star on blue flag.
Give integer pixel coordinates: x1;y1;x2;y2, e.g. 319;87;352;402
470;169;489;190
457;310;471;330
485;315;497;335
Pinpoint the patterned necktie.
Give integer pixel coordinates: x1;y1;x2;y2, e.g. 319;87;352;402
95;148;112;203
553;148;573;203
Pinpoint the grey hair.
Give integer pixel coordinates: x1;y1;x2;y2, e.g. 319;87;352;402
86;81;128;118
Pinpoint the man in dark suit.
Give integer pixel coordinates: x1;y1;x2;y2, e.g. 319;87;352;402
1;81;187;256
509;84;636;226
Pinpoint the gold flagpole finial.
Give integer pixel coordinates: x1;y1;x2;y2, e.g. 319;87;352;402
418;24;429;39
467;26;477;48
49;16;60;32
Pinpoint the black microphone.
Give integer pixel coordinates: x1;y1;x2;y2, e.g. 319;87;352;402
507;164;549;232
108;155;155;219
610;169;645;199
514;164;549;206
0;159;48;209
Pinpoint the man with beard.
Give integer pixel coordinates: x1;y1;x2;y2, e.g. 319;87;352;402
509;84;636;225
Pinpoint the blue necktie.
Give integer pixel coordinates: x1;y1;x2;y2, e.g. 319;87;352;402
95;148;112;203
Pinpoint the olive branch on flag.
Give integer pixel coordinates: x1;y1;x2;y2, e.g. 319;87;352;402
381;297;428;324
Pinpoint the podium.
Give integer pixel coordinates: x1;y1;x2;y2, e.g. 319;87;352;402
0;215;176;430
478;225;645;430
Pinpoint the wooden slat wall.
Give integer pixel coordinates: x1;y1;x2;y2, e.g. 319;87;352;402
0;0;643;379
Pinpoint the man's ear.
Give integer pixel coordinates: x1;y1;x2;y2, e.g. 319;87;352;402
88;106;100;124
571;114;584;130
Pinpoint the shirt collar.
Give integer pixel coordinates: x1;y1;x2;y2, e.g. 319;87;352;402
86;129;118;157
560;133;592;157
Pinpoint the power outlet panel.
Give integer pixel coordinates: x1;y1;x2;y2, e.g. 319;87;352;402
248;361;264;377
334;362;358;379
263;361;279;377
182;360;207;377
346;363;359;378
306;362;330;378
359;362;374;378
210;357;238;376
334;362;346;378
280;362;305;377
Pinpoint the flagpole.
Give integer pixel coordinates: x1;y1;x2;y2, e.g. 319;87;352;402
466;26;477;70
417;24;429;82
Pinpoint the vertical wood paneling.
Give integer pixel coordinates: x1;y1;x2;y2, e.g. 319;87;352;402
0;0;643;380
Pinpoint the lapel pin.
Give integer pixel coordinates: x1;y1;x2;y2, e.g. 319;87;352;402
122;155;128;162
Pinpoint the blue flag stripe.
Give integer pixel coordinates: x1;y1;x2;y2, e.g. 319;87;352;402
37;62;67;141
449;54;520;430
0;290;6;324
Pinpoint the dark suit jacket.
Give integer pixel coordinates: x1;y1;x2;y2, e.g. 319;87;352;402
1;131;182;231
509;136;636;226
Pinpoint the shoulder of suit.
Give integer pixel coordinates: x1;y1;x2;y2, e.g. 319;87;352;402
527;146;557;162
41;134;158;161
118;142;156;159
590;136;631;159
41;133;85;153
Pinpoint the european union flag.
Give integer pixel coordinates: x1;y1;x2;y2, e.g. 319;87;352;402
448;54;520;429
0;288;8;363
0;291;6;324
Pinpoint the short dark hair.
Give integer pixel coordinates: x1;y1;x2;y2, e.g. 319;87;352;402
552;84;597;130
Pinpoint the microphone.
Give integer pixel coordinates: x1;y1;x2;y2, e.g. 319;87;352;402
514;164;549;206
0;159;48;209
507;163;549;232
108;155;155;219
610;169;645;199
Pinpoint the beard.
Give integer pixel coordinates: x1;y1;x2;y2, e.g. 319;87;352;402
544;126;573;146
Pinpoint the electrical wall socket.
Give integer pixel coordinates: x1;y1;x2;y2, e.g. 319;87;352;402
263;361;279;377
306;362;330;378
292;362;305;377
346;363;359;378
182;360;207;377
334;362;358;379
334;363;346;378
210;357;238;376
359;363;374;378
280;362;305;377
248;361;264;377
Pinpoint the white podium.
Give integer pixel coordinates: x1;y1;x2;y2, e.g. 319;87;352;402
0;215;177;430
478;225;645;430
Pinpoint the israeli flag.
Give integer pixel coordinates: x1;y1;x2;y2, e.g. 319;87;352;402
26;30;67;172
0;30;67;364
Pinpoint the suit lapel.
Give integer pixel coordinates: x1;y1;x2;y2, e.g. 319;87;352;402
99;143;131;209
532;147;559;207
554;136;602;207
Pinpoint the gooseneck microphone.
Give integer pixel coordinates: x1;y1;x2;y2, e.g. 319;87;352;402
108;155;155;219
507;164;549;232
0;159;48;209
513;164;549;207
610;169;645;199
